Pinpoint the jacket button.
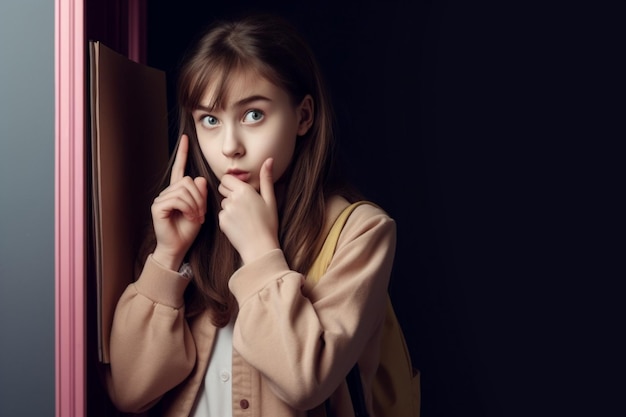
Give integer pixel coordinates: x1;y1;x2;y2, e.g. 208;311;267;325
240;399;249;409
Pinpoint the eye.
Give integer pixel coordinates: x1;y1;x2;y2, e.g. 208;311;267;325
200;115;219;128
243;110;264;124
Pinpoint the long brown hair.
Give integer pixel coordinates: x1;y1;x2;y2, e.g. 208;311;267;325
140;13;360;326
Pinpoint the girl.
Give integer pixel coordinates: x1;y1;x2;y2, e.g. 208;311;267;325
106;13;396;417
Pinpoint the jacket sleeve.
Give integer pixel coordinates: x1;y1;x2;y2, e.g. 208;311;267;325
105;255;197;413
229;203;396;409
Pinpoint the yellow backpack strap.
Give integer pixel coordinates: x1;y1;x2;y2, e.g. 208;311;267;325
307;201;369;417
307;201;370;286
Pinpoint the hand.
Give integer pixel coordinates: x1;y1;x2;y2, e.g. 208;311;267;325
151;135;208;270
218;158;280;264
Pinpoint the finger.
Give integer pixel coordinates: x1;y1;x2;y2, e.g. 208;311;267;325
218;183;228;199
152;192;199;222
259;158;276;210
159;177;206;220
170;134;189;185
178;176;206;217
154;177;202;219
218;175;237;198
193;177;208;223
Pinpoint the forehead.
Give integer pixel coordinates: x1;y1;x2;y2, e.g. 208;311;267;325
200;68;283;109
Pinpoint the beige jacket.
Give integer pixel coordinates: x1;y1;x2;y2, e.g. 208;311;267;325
106;197;396;417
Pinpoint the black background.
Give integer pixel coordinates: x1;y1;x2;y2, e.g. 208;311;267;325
141;1;624;416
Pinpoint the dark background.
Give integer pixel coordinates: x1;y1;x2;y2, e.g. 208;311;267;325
143;1;624;416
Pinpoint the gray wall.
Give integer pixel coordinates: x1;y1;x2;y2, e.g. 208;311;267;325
0;0;55;416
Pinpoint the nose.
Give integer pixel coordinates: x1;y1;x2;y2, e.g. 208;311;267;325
221;126;245;158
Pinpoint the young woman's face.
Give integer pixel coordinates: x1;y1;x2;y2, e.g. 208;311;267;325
192;69;312;192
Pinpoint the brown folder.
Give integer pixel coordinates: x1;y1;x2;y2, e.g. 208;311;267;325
89;41;169;363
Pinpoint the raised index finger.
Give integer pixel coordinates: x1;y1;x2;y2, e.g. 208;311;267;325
170;134;189;184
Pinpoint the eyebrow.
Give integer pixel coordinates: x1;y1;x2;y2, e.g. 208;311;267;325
194;95;272;112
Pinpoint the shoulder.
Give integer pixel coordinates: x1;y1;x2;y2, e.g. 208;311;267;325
326;195;396;244
326;194;394;221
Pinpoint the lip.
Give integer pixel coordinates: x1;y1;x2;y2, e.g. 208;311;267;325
226;169;251;182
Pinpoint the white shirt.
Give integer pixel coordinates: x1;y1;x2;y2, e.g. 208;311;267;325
190;319;234;417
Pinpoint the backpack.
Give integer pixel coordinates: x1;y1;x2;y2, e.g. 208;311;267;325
307;201;421;417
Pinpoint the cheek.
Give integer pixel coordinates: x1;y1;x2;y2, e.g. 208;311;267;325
198;140;220;175
269;135;297;181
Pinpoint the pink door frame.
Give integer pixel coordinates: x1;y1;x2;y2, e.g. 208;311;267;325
55;1;144;415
